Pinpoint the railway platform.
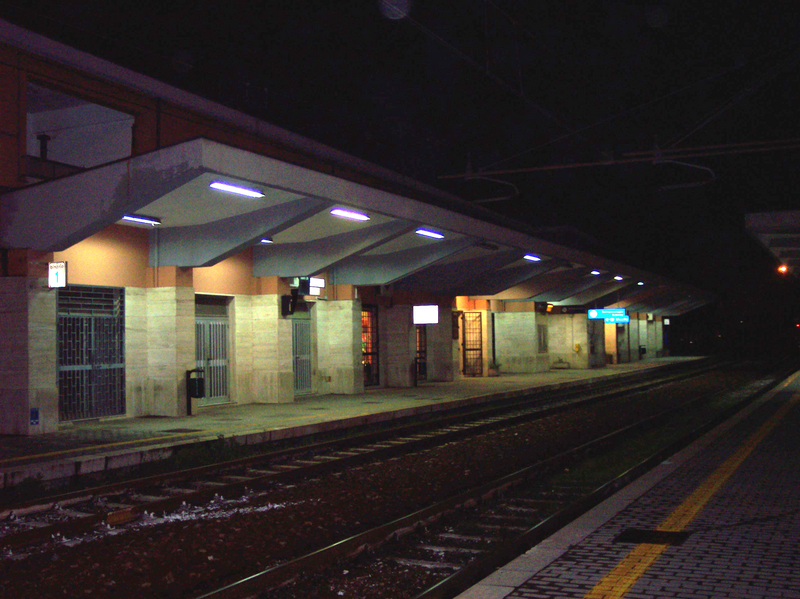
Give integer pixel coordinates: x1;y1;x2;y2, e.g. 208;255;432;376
0;358;698;490
457;367;800;599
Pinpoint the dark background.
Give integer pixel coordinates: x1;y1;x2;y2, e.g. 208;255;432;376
2;0;799;355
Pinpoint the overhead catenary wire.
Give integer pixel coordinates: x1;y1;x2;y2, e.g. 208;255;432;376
438;138;800;179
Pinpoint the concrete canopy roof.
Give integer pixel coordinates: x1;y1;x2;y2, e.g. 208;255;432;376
746;211;800;273
0;137;710;315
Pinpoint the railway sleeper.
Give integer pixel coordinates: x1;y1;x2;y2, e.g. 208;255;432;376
393;558;461;570
419;544;483;554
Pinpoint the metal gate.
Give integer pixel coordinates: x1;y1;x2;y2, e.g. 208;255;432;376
195;317;229;405
57;286;125;421
462;312;483;376
292;319;313;395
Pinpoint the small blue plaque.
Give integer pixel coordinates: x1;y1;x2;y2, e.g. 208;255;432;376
30;408;39;426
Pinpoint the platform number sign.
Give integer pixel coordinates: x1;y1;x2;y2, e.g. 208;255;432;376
48;261;67;288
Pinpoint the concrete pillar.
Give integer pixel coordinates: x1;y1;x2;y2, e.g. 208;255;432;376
252;294;293;402
604;322;618;364
617;321;631;363
629;313;641;360
316;298;363;394
588;318;606;368
146;286;195;416
638;314;648;359
125;287;148;416
0;276;58;435
384;304;415;387
229;294;254;404
426;306;456;381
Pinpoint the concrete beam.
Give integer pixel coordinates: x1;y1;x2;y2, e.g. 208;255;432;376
561;280;636;306
331;236;476;286
150;197;327;267
532;274;605;303
0;142;205;251
488;267;590;301
253;220;412;277
393;249;550;296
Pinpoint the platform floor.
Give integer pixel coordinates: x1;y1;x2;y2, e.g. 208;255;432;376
457;368;800;599
0;358;694;489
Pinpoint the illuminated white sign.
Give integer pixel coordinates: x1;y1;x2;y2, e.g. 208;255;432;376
413;305;439;325
48;262;67;288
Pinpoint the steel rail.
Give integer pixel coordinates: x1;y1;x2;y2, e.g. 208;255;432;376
0;359;718;552
190;361;779;599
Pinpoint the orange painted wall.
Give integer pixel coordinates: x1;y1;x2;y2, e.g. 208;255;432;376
193;248;255;296
53;224;149;288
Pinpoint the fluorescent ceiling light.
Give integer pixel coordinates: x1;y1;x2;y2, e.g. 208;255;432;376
523;254;541;262
330;208;370;221
590;270;601;276
260;238;273;244
638;281;645;286
416;228;444;239
331;208;369;220
614;275;624;281
209;181;265;198
122;214;161;226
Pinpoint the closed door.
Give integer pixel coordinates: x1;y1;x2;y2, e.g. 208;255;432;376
293;319;313;394
195;317;229;405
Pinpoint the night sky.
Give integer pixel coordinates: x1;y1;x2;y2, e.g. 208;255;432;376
2;1;800;353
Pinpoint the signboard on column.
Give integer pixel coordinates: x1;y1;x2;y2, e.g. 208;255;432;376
588;308;630;324
48;262;67;288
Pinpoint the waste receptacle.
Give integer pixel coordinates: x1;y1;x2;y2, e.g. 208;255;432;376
186;368;205;415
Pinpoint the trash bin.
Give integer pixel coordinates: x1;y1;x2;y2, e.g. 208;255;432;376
186;368;205;415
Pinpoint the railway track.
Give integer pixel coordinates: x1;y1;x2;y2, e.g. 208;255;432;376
0;360;718;554
191;362;788;599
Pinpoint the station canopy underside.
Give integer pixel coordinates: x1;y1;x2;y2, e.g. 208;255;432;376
1;138;711;316
747;210;800;275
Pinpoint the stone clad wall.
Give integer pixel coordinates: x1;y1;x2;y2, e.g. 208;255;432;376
145;286;195;416
0;277;57;435
316;299;363;395
229;295;253;405
493;311;548;373
252;294;293;403
384;304;415;387
426;306;455;381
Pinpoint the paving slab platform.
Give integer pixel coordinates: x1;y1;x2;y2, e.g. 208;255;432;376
457;367;800;599
0;358;698;489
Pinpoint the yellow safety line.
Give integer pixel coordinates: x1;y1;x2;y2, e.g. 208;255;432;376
583;391;800;599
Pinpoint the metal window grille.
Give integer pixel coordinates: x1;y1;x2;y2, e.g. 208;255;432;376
416;325;428;381
462;312;483;376
57;286;125;421
293;319;313;394
362;305;379;386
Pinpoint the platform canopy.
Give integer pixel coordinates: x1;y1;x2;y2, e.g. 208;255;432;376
0;137;711;315
746;211;800;274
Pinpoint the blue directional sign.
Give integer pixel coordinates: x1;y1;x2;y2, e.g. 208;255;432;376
588;309;630;324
